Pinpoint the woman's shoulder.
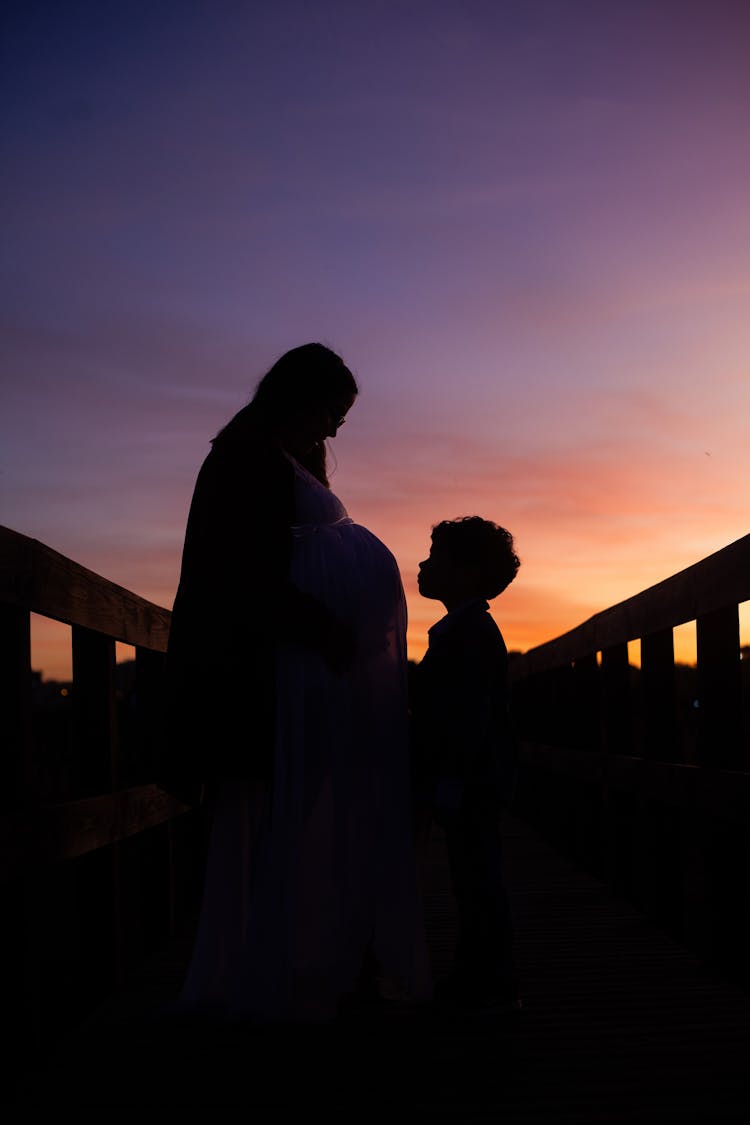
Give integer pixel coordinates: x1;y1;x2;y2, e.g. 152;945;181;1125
187;433;294;523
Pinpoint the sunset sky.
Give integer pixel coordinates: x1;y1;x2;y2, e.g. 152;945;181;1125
3;0;749;679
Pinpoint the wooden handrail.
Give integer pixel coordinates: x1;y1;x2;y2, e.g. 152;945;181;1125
512;532;750;676
0;525;170;650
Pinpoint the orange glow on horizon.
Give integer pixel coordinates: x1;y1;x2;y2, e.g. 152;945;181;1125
30;590;749;682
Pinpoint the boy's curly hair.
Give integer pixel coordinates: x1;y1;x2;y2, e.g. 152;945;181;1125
431;516;520;599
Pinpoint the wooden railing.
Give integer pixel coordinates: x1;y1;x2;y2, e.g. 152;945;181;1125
3;523;748;1057
0;526;203;1054
510;533;750;985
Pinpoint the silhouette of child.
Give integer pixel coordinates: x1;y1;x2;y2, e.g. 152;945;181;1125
411;516;521;1018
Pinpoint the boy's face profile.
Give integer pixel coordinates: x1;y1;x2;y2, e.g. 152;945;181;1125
418;537;471;609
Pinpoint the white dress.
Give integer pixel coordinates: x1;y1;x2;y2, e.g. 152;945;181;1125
177;456;431;1023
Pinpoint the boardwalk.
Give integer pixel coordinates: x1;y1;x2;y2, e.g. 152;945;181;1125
11;813;750;1120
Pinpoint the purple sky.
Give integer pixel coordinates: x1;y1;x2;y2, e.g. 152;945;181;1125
2;0;749;677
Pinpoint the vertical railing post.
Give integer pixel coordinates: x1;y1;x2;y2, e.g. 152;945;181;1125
639;627;680;926
696;605;743;770
641;628;677;761
600;642;633;891
71;626;124;994
572;652;601;752
0;602;42;1062
695;604;746;973
135;646;171;946
0;602;34;804
601;643;632;756
71;626;119;795
571;652;602;867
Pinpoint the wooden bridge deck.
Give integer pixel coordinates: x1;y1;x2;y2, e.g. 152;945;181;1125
11;813;750;1121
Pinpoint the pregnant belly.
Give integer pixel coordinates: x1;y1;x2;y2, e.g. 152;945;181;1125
290;522;405;638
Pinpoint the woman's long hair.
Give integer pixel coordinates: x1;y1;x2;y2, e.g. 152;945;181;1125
212;343;358;486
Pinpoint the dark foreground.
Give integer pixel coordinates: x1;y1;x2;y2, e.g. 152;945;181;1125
11;815;750;1121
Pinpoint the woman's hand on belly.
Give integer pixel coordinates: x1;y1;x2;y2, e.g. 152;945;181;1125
319;613;357;675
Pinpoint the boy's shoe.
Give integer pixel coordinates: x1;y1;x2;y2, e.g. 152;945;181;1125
435;976;522;1024
469;993;522;1023
338;970;428;1020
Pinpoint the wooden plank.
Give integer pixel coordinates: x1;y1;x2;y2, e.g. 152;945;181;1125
0;784;190;881
0;525;170;652
12;816;750;1117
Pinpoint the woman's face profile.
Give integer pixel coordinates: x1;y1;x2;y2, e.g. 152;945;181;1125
285;393;356;454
